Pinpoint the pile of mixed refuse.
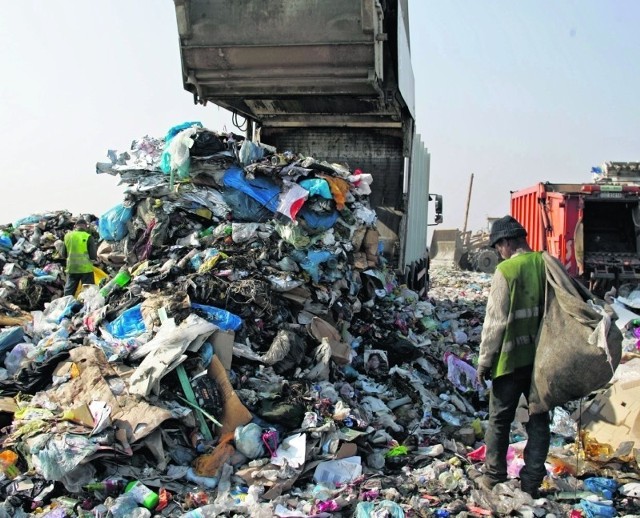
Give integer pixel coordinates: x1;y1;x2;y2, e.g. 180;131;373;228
0;122;639;517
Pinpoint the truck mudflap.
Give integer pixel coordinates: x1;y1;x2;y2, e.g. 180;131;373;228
403;257;429;298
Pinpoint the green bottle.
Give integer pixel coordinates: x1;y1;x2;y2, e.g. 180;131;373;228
124;480;159;510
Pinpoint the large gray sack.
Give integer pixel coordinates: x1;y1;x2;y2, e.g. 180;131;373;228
528;252;622;414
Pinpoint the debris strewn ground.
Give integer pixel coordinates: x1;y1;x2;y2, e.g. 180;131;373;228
0;123;639;517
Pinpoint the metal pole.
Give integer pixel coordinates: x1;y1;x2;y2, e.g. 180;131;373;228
462;173;474;245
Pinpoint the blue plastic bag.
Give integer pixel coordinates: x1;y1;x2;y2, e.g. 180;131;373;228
223;166;280;213
192;303;243;331
222;189;273;222
299;178;333;199
98;204;133;242
298;206;339;230
300;250;335;282
0;327;25;358
104;304;146;338
0;233;12;249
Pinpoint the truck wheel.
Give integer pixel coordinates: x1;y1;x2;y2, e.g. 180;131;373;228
473;248;500;274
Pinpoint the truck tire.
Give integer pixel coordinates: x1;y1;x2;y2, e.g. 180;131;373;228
473;248;501;274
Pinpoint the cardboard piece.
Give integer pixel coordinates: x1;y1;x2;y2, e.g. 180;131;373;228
363;229;379;266
207;355;252;436
577;378;640;450
48;346;172;445
308;317;351;365
0;397;18;414
335;442;358;459
212;330;235;371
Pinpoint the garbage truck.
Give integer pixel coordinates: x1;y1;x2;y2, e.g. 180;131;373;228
172;0;442;295
510;161;640;294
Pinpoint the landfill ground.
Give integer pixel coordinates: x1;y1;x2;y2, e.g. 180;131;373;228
0;125;640;517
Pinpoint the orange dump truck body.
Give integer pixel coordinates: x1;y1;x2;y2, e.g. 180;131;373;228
511;178;640;290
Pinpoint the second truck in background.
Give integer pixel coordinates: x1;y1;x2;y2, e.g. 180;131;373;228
511;161;640;294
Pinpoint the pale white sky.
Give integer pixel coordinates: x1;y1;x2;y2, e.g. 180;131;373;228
1;1;639;231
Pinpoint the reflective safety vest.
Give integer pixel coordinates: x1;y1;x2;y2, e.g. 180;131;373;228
492;252;546;379
64;230;93;274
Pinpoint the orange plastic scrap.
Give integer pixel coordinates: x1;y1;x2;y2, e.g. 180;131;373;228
193;440;235;477
319;175;350;211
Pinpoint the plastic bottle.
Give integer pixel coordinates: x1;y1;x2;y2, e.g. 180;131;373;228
85;478;126;495
124;481;159;510
0;450;20;479
185;467;219;489
99;269;131;297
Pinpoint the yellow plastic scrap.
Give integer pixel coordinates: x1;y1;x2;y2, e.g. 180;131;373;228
198;251;229;274
131;261;150;277
69;362;80;379
12;419;49;440
14;407;54;422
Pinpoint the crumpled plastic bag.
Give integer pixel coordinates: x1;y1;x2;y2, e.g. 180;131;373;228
98;204;133;242
103;304;146;339
277;183;309;221
234;423;266;459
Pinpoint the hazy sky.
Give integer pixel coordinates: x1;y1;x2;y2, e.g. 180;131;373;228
1;1;639;232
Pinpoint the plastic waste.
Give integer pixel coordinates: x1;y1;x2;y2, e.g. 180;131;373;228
444;351;483;392
0;233;12;249
191;303;243;331
619;482;640;497
355;500;405;518
579;498;616;518
98;204;133;241
277;183;309;220
109;493;140;518
0;326;24;352
104;303;146;338
223;166;280;212
60;462;97;493
234;423;265;459
0;450;20;479
98;269;131;298
124;480;159;510
238;139;264;166
583;477;619;500
85;477;127;496
185;467;219;489
4;342;35;375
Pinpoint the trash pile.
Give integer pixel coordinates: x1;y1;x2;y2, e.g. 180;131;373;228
0;211;98;319
0;122;639;517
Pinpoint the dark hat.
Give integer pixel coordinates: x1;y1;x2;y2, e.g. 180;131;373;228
489;216;527;247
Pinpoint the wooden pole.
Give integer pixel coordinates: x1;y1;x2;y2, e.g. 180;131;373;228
462;173;474;246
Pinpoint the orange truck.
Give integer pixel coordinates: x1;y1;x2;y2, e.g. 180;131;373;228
511;162;640;294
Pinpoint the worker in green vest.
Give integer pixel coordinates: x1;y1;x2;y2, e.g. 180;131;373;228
62;219;98;297
475;215;549;499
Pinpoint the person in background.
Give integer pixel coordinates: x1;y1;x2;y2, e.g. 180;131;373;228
475;215;549;499
62;219;97;297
